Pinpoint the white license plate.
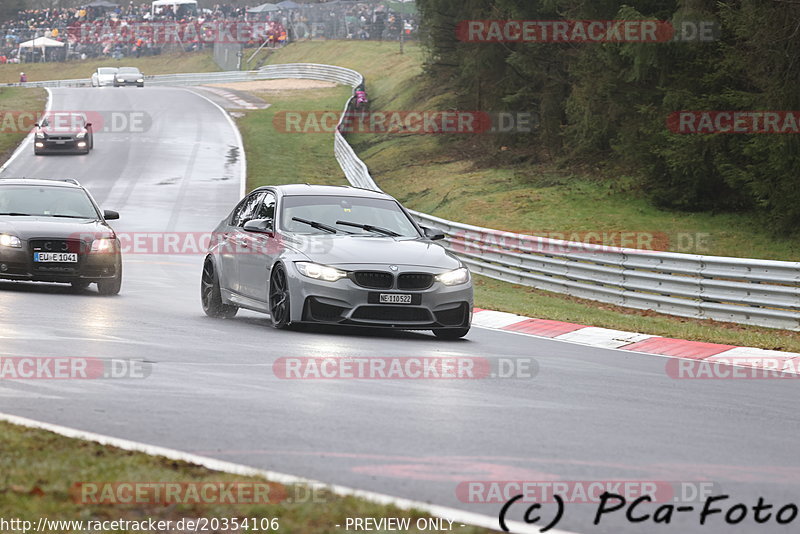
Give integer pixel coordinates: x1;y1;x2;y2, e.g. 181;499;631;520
55;140;66;144
379;293;412;304
34;252;77;263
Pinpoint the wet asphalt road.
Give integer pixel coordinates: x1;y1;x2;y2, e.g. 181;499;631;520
0;86;798;534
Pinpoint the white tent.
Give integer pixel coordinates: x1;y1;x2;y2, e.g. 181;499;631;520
18;37;65;48
18;37;65;63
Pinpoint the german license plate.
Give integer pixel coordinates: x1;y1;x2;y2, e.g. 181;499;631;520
55;140;66;144
34;252;77;263
379;293;412;304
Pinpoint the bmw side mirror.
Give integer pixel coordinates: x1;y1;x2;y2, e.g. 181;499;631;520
422;226;445;241
103;210;119;220
243;218;273;235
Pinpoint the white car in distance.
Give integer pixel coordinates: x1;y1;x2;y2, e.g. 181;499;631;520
91;67;118;87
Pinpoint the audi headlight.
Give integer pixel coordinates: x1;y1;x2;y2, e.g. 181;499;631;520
295;261;347;282
90;237;116;253
35;132;45;138
436;267;470;286
0;234;21;248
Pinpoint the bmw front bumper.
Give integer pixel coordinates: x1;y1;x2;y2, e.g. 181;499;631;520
285;263;473;330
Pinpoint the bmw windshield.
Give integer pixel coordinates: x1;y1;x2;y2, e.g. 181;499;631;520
280;195;420;237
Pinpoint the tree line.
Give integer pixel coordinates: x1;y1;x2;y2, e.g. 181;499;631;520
415;0;800;233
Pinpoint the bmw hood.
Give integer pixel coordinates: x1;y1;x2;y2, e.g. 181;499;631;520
0;218;112;240
284;234;462;270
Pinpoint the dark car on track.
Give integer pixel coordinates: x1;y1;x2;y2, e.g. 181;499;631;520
0;178;122;295
201;184;473;338
34;112;94;155
114;67;145;87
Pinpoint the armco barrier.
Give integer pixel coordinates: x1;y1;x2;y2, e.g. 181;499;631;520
16;64;800;330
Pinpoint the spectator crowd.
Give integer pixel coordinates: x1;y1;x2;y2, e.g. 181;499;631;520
0;1;417;64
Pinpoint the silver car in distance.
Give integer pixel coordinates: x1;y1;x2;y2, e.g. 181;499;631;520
201;184;473;339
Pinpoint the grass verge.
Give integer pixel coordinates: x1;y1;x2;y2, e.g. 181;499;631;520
0;86;47;164
0;51;219;84
0;421;496;534
231;41;800;350
237;83;352;188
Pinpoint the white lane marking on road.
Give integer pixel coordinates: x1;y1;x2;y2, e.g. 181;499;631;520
0;87;52;174
0;412;581;534
185;88;247;199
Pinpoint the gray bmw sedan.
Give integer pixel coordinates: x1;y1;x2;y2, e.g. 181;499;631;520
201;184;472;338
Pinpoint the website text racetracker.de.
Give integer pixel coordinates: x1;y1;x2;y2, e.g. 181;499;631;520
272;356;538;380
0;111;150;134
0;357;150;380
0;517;279;533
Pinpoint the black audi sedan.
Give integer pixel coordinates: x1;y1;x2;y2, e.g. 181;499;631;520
33;112;93;155
0;178;121;295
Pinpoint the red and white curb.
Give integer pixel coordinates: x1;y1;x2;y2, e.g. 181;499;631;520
199;86;263;110
471;308;800;375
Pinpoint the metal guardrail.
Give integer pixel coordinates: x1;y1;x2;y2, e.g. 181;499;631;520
8;64;363;89
13;64;799;330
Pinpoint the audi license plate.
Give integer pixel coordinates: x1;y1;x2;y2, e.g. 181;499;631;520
379;293;412;304
34;252;77;263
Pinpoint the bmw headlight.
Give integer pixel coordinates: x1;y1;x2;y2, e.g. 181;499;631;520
295;261;347;282
436;267;470;286
0;234;21;248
